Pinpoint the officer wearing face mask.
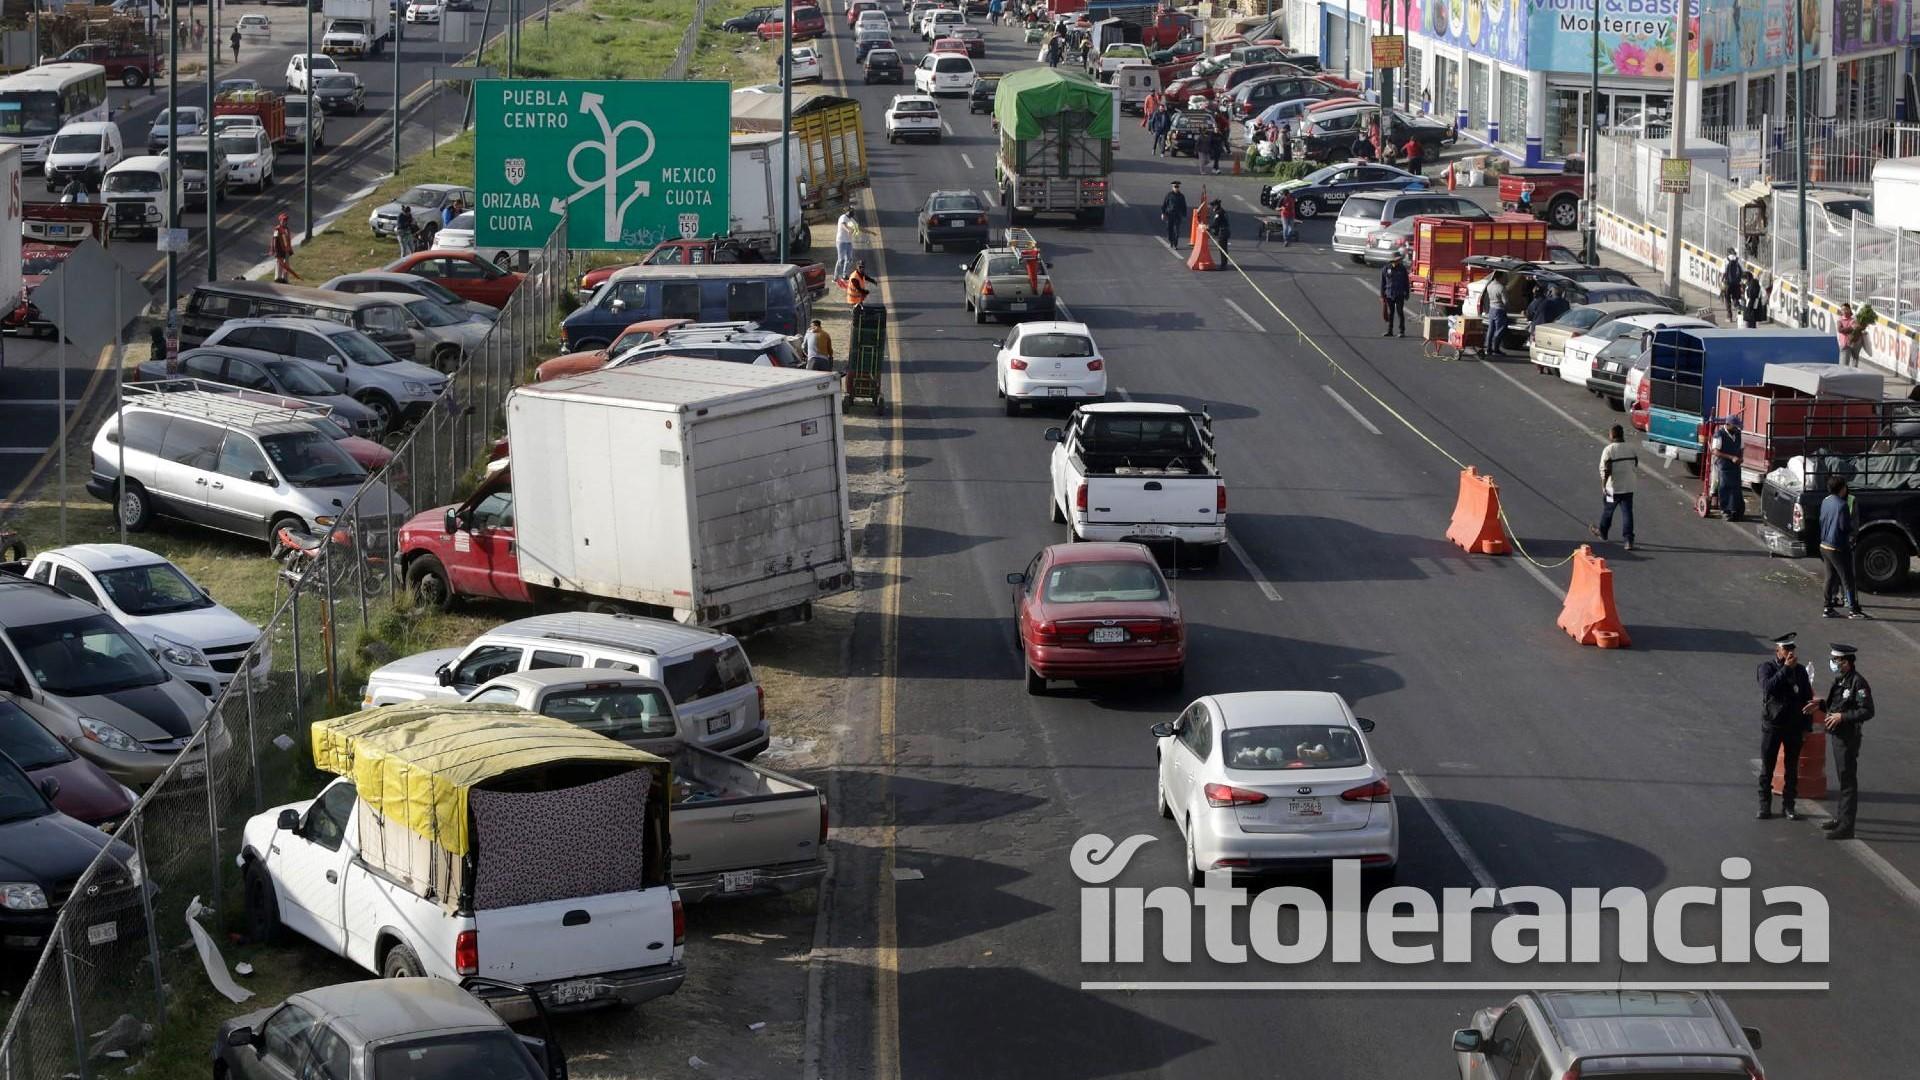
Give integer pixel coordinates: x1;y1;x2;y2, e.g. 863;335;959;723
1756;632;1812;820
1806;643;1873;840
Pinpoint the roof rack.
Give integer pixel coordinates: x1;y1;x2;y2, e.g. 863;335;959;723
123;382;326;428
535;629;659;656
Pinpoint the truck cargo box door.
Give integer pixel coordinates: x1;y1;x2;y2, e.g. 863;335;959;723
691;396;850;594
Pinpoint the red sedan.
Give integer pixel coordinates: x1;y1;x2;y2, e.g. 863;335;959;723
930;36;968;56
1162;75;1216;109
535;318;691;381
383;250;525;310
1008;543;1185;695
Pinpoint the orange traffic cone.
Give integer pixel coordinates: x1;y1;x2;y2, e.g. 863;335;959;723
1446;162;1456;192
1774;730;1830;801
1186;227;1216;271
1189;205;1206;248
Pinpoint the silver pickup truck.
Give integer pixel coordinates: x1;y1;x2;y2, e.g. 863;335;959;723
466;669;827;902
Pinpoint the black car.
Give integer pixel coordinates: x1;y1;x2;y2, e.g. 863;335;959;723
856;33;894;60
863;48;905;84
1149;36;1204;64
1259;161;1427;214
723;4;776;30
1228;75;1341;120
0;750;141;955
1296;108;1457;163
1759;407;1920;592
919;190;990;251
312;72;366;115
968;75;998;113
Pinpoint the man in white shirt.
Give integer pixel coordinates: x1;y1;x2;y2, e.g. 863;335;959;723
1589;423;1639;550
834;209;861;283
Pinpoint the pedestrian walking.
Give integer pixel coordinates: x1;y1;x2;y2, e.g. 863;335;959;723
1379;251;1410;336
192;18;204;46
1149;104;1172;156
845;261;872;307
1350;132;1374;161
1712;414;1744;521
1483;275;1509;355
1818;475;1868;619
1588;424;1639;549
1278;120;1293;162
231;26;242;61
271;212;299;283
803;318;835;372
1160;180;1188;249
1278;190;1298;246
1402;135;1423;175
397;205;416;255
1204;129;1224;174
834;208;860;283
1420;87;1432;114
1741;272;1767;327
1208;198;1230;256
1140;90;1160;127
1837;302;1864;366
1721;252;1744;323
1755;632;1813;821
1807;642;1873;840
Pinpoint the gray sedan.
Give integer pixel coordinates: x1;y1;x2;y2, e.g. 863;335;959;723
321;271;498;321
360;291;492;372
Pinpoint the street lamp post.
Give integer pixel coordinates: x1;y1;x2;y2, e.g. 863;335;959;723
779;0;792;263
1794;0;1809;325
206;0;218;280
304;2;315;243
1585;0;1599;264
1660;1;1689;297
392;16;402;174
165;2;179;316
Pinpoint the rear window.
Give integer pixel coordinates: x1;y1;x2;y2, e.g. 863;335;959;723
662;644;754;705
1340;196;1387;219
935;57;971;72
1221;725;1366;770
1042;560;1164;602
1019;333;1093;358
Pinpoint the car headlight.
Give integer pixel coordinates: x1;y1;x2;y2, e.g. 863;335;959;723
150;634;207;669
0;884;49;911
314;515;336;526
403;380;432;394
77;717;145;754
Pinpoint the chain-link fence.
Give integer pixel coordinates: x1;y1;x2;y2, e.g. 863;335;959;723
0;220;575;1080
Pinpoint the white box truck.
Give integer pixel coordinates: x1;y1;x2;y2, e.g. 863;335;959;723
457;358;854;631
730;132;810;254
321;0;394;57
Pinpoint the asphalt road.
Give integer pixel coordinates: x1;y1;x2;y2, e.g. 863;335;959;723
0;1;482;500
809;12;1920;1078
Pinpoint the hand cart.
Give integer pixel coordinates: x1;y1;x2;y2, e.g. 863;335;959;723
1422;314;1485;361
846;302;888;413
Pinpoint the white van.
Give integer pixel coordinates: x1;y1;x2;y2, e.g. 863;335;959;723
43;120;123;191
101;155;174;239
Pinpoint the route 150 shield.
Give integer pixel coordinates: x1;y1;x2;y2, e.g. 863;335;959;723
504;158;526;186
678;213;700;239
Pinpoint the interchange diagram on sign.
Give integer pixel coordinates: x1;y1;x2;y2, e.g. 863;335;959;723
474;79;732;251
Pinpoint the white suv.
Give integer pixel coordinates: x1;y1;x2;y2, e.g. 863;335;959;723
885;95;943;142
361;611;771;758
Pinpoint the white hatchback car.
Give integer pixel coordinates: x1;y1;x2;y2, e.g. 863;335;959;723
915;53;976;95
783;45;823;83
996;321;1106;414
1558;312;1711;406
1153;691;1398;885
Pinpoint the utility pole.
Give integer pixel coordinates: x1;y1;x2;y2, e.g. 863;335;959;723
165;2;178;316
206;0;217;280
1584;0;1599;264
1379;0;1394;138
1660;1;1689;297
1794;0;1809;325
779;0;792;263
1343;0;1352;81
304;5;315;242
391;17;402;174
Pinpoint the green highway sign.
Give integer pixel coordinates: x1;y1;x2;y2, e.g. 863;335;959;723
474;79;731;250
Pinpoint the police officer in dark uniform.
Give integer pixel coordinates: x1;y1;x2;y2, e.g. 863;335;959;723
1756;632;1812;820
1809;642;1874;840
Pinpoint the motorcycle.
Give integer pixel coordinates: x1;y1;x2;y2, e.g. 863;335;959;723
273;522;388;598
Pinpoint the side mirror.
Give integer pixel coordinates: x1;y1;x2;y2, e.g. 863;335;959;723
443;509;460;535
275;808;299;831
37;776;60;801
1742;1027;1763;1050
225;1025;257;1049
1451;1030;1482;1053
327;354;347;370
1355;717;1376;733
435;663;454;687
1149;721;1173;738
1005;572;1025;585
609;299;627;313
248;470;273;484
1043;426;1065;443
960;263;970;273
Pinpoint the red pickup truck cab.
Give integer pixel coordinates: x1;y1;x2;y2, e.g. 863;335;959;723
1139;10;1194;48
53;41;162;87
1498;166;1585;230
399;466;530;608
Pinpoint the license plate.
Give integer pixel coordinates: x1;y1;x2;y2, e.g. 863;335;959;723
1047;386;1067;396
1008;302;1027;311
1089;626;1128;643
86;921;117;946
548;978;597;1006
1131;524;1173;536
720;870;758;894
1289;797;1323;817
948;217;970;226
47;224;68;238
705;712;731;736
177;760;205;780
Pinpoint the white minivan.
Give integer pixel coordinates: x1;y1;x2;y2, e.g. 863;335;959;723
915;53;976;95
43;120;124;191
101;156;175;240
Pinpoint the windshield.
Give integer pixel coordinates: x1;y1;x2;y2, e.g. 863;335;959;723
372;1032;542;1080
930;195;981;212
399;276;465;307
258;429;365;487
105;170;162;193
1301;164;1347;185
216;134;259;156
1221;725;1367;770
448;211;476;230
0;91;63;137
285;98;308;118
404;298;464;327
50;132;103;154
0;698;74;770
315;75;357;90
1041;560;1165;602
0;754;51;824
321;327;399;367
400;185;447;207
8;613;170;695
1556;307;1609;331
308;413;351;439
662;644;753;706
173;150;208;171
262;360;335;395
96;562;213;616
540;685;677;740
157;109;201;126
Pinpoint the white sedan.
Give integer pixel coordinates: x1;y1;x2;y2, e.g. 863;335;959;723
406;0;443;22
1560;313;1711;407
914;53;976;95
996;321;1106;414
782;45;823;83
1153;691;1398;886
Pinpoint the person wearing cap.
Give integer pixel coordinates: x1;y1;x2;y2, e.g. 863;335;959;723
1819;475;1867;619
1589;424;1639;550
1160;181;1188;249
1379;250;1410;337
1806;642;1873;839
1207;198;1231;255
1711;414;1744;521
1755;632;1813;820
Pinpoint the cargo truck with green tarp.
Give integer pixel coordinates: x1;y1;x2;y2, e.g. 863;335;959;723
993;68;1114;226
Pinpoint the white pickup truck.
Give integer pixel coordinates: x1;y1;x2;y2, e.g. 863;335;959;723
1045;402;1226;565
240;705;686;1020
467;670;828;902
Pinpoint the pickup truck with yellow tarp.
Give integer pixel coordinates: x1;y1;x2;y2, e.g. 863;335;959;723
238;703;685;1020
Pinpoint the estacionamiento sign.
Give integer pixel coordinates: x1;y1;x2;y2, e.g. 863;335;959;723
473;79;731;251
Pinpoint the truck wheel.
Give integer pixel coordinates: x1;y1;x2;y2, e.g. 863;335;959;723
1856;533;1912;593
118;482;154;532
1548;195;1579;229
407;556;456;611
381;943;425;979
123;68;146;88
243;862;283;945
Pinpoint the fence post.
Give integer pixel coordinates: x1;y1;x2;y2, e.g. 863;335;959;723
322;547;339;714
1848;213;1857;306
352;504;369;628
57;922;91;1080
204;731;220;905
242;667;261;810
1896;229;1904;324
429;407;440;510
290;582;305;721
386;480;399;604
130;815;166;1022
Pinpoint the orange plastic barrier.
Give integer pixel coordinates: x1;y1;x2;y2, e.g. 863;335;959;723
1557;545;1630;648
1773;729;1830;801
1186;226;1217;271
1189;205;1206;247
1444;466;1508;555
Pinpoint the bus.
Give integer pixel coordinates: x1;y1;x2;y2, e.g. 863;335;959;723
0;63;109;169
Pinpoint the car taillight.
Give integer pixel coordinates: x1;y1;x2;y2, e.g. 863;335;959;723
454;930;478;975
757;684;765;717
819;795;829;846
1075;483;1088;511
1559;1067;1580;1080
1031;619;1061;644
1216;484;1227;513
672;896;685;947
975;214;988;225
1204;783;1268;807
1008;357;1028;370
980;280;994;295
1341;778;1393;802
1041;281;1054;295
1087;358;1103;370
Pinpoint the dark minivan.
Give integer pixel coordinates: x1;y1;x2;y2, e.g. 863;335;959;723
561;264;811;351
180;282;418;360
